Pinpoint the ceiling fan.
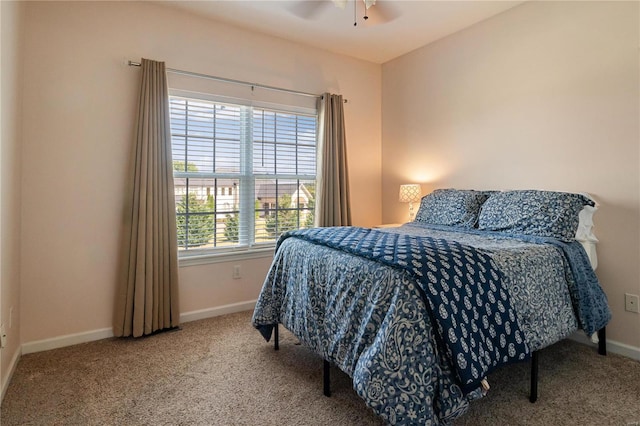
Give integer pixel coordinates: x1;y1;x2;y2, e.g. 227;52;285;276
289;0;398;26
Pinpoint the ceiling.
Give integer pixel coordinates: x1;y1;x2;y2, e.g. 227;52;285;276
160;1;526;64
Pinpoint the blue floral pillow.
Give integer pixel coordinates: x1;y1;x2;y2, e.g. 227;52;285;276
477;190;595;241
414;189;492;228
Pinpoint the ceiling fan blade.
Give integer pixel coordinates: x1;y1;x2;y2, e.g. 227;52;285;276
363;0;399;25
333;0;348;9
288;1;332;20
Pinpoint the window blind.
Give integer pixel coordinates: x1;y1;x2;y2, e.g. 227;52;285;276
169;95;317;255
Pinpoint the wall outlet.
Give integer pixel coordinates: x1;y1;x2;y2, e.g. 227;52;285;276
0;324;6;348
232;265;241;279
9;306;13;329
625;293;640;313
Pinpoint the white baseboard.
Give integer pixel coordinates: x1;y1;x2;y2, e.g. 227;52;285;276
21;300;257;355
179;300;256;323
22;327;114;355
1;346;21;402
568;331;640;361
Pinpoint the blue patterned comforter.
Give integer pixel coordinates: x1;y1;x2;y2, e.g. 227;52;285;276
252;224;611;425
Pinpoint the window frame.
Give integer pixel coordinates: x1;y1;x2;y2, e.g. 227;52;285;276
169;89;318;265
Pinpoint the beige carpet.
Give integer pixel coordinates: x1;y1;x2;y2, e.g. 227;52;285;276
1;311;639;425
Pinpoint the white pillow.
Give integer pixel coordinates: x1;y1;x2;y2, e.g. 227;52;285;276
575;193;598;270
575;204;598;243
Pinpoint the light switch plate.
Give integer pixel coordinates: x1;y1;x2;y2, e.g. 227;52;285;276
625;293;640;313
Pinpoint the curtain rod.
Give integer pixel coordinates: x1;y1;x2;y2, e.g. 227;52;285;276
127;60;347;102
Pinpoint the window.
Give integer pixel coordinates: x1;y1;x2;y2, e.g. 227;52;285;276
170;95;317;256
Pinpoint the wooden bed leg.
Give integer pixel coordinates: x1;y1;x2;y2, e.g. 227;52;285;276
323;360;331;397
529;351;538;403
597;327;606;356
273;323;279;351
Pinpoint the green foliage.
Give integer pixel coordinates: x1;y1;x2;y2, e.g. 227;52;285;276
279;193;293;209
224;213;239;243
173;160;199;172
176;193;215;247
255;200;261;220
265;194;299;237
206;194;215;211
300;182;315;228
304;198;315;229
305;183;316;198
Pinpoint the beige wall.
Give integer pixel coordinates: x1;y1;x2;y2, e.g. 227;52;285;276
13;0;639;354
1;0;24;396
382;1;640;348
19;1;381;343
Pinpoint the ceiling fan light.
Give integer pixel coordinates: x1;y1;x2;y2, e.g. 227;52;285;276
364;0;376;10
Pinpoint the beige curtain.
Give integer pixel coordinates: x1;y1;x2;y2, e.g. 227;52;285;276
114;58;180;338
316;93;352;227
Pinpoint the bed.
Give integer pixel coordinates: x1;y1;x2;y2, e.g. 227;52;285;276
252;189;611;425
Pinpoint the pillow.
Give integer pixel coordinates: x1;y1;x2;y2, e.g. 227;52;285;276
575;193;599;242
477;190;595;241
414;189;492;228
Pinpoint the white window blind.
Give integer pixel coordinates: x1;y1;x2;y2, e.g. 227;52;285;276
170;95;317;255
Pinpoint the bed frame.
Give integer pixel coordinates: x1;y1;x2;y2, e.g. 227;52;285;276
271;323;607;403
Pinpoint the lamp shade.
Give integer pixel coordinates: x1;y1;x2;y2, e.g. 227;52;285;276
399;184;421;203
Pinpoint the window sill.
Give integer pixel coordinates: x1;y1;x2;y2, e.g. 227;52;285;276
178;246;276;267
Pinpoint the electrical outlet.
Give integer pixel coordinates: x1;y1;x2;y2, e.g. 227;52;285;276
0;324;6;348
625;293;640;313
9;306;13;329
232;265;241;279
